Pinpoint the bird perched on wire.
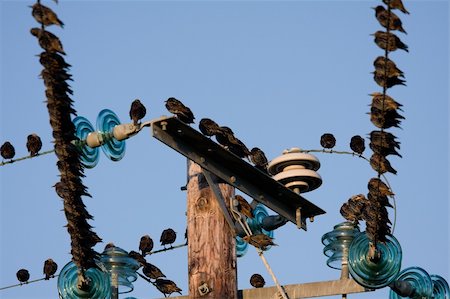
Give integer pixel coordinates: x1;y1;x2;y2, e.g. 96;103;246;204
128;251;147;268
43;259;58;280
154;278;182;297
30;28;66;55
243;234;276;251
368;192;393;209
250;147;269;172
340;194;367;224
16;269;30;283
129;99;147;128
383;0;409;14
370;133;402;158
370;153;397;175
320;133;336;150
373;71;406;89
139;234;154;256
142;262;166;280
373;57;404;78
26;133;42;156
165;97;195;124
349;135;365;155
1;141;15;160
368;177;395;198
369;92;403;112
369;131;401;150
250;273;265;288
234;195;254;219
369;107;404;129
39;51;71;70
30;3;64;27
199;118;221;137
160;228;177;248
373;5;407;34
372;31;408;52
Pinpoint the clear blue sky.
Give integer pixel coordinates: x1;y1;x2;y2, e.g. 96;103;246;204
1;1;448;298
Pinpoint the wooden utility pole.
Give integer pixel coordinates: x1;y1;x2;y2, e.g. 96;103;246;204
186;161;238;299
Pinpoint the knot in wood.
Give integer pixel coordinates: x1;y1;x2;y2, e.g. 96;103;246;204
196;196;210;211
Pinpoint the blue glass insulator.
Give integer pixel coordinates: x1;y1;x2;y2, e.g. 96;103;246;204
236;235;249;257
389;267;433;299
321;222;360;270
72;116;100;168
431;274;450;299
348;232;402;289
57;261;111;299
96;109;126;162
100;246;140;294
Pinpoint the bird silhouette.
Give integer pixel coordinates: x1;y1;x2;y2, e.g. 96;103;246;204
370;132;402;157
373;57;404;78
215;126;250;158
154;278;182;297
373;71;406;89
369;92;403;111
1;141;15;160
165;97;195;124
129;99;147;127
139;235;154;256
250;147;269;171
142;262;166;280
369;130;400;150
373;6;407;34
43;258;58;280
368;177;395;198
128;250;147;268
369;107;404;129
243;234;276;251
30;28;65;55
383;0;410;14
372;31;408;52
234;195;253;218
320;133;336;149
349;135;365;155
368;192;393;208
16;269;30;283
370;153;397;175
250;273;265;288
26;133;42;156
340;194;367;224
31;3;64;27
160;228;177;248
198;118;221;137
39;51;71;70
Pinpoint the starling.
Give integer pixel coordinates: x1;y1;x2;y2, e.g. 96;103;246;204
1;141;15;160
234;195;253;218
369;92;403;111
373;57;404;78
370;153;397;175
165;97;195;124
250;273;265;288
368;177;395;198
370;132;402;157
139;235;154;256
128;250;147;268
368;192;393;208
373;71;406;89
199;118;221;137
39;51;71;70
369;107;404;129
250;147;269;171
43;258;58;280
320;133;336;149
142;262;166;280
26;133;42;156
349;135;365;155
373;6;407;34
31;3;64;27
154;278;182;297
383;0;410;14
243;234;277;251
160;228;177;248
369;130;400;150
16;269;30;283
340;194;367;224
129;99;146;127
104;242;115;251
372;31;408;52
215;126;250;158
30;28;65;55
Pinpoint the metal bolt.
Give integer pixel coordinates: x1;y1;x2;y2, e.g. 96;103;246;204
230;176;236;183
198;282;210;296
161;121;168;131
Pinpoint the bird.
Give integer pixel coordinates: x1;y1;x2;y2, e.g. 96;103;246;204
1;141;15;160
215;126;234;147
234;195;253;218
30;28;65;55
340;194;367;224
215;126;250;159
16;269;30;283
142;262;166;280
104;242;115;251
250;147;269;171
370;133;402;157
369;92;403;111
370;153;397;175
139;234;154;256
160;228;177;248
43;258;58;280
372;31;408;52
31;3;64;27
154;278;182;297
369;130;401;150
373;71;406;89
373;5;407;34
369;107;404;129
129;99;146;127
250;273;265;288
349;135;365;155
367;192;393;208
26;133;42;156
368;177;395;198
320;133;336;149
128;250;147;268
383;0;410;14
39;51;71;70
198;118;221;137
243;234;277;251
373;57;404;78
165;97;195;124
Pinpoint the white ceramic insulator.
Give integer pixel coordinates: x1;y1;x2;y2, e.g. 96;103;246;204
86;132;102;148
272;168;322;193
113;123;135;141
